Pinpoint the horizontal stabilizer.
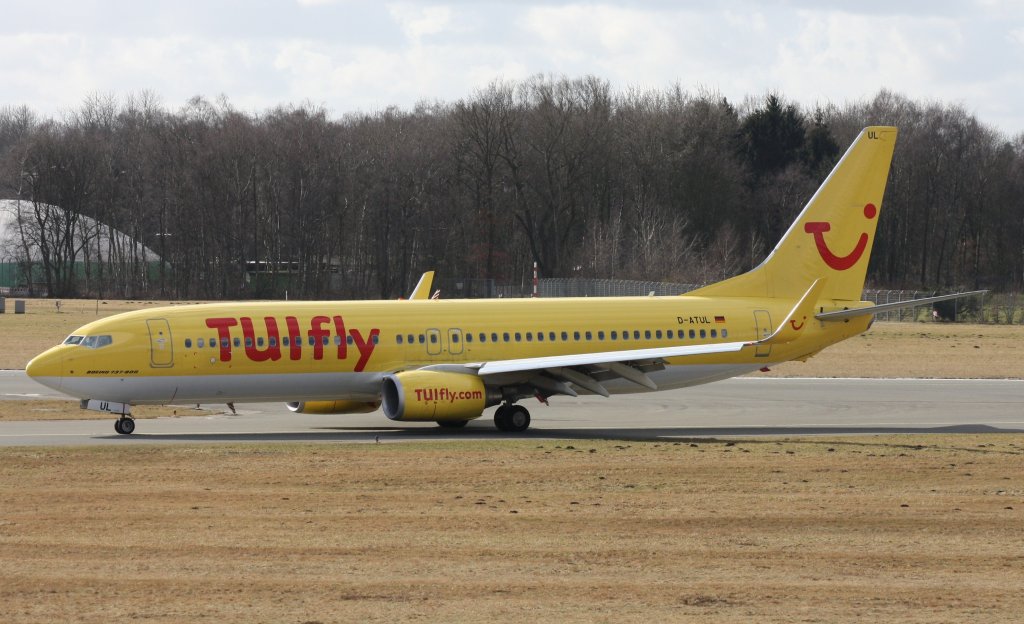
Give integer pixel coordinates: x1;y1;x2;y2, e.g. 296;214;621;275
816;290;987;321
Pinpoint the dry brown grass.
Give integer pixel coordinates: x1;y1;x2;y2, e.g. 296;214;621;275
767;322;1024;378
1;437;1022;623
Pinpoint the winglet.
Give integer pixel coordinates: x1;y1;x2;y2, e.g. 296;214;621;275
751;278;826;346
408;271;435;300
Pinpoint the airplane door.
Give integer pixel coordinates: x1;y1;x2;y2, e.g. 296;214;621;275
147;319;174;368
425;328;443;356
753;310;772;357
448;328;464;356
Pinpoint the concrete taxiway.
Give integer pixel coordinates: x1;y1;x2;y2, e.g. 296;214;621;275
1;370;1022;446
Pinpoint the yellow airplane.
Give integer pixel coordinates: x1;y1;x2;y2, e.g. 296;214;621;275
25;126;981;435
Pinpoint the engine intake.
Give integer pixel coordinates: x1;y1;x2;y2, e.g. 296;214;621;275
382;370;497;422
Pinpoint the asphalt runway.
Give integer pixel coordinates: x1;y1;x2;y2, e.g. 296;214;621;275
1;370;1022;446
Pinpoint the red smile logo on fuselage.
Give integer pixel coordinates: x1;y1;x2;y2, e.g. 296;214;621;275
804;203;877;271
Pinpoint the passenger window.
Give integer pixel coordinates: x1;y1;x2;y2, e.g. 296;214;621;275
634;330;640;340
234;338;241;348
492;333;498;342
198;338;205;348
711;329;717;338
430;334;438;344
515;332;522;342
526;332;532;342
561;331;568;341
480;333;487;343
537;332;544;342
282;337;290;347
655;330;662;339
549;332;556;341
245;337;253;348
269;337;277;347
598;331;604;340
585;331;592;341
722;329;728;338
397;335;404;345
323;336;329;346
667;330;673;339
644;330;651;339
700;329;707;338
611;331;618;340
408;334;414;344
221;338;230;349
465;333;472;343
372;335;379;344
334;335;341;346
453;333;460;343
185;338;192;348
419;335;425;344
503;332;510;342
622;331;629;340
573;331;580;341
258;337;265;347
689;329;696;339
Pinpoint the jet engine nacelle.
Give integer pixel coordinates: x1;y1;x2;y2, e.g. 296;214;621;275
382;370;498;422
286;400;381;414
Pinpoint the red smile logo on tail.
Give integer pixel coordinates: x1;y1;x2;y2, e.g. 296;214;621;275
804;203;877;271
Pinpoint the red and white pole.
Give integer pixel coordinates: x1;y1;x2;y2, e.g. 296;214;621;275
532;261;538;298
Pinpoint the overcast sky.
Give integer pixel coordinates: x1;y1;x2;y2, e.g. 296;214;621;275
2;1;1022;135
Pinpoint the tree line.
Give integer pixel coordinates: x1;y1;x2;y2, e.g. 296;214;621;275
1;77;1022;300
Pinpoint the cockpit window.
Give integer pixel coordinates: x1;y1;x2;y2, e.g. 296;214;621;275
63;335;84;345
80;335;113;349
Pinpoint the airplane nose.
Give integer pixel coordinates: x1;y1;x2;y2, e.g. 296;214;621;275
26;348;63;390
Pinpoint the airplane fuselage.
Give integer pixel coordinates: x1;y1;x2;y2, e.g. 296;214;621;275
27;295;870;405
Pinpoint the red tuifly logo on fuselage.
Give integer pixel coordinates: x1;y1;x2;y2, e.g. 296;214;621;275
205;315;380;372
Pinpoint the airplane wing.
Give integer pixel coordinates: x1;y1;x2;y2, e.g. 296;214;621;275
445;280;827;397
464;341;749;397
816;290;986;321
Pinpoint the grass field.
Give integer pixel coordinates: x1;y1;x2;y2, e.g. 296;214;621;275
1;438;1022;623
3;299;1023;622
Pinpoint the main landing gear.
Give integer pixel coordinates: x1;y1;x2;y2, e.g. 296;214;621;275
494;403;531;433
114;416;135;435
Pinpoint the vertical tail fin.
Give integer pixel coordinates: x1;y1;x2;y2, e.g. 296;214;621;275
689;126;898;301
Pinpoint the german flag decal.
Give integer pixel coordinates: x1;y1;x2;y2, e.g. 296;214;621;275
714;315;726;323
